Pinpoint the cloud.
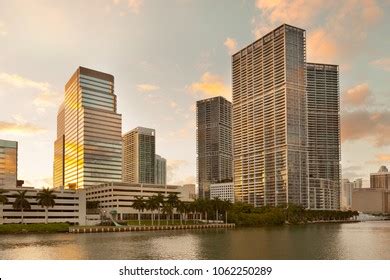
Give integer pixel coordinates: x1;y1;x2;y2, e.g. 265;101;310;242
342;83;372;107
170;101;178;108
371;57;390;71
171;176;196;186
341;110;390;146
0;72;49;91
0;119;45;135
112;0;143;14
33;90;62;108
136;83;160;92
189;72;230;99
0;22;6;36
167;159;189;184
224;37;237;55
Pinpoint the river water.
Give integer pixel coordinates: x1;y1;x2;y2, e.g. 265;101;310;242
1;221;389;260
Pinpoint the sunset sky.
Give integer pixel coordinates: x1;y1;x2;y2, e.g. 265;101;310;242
0;0;389;188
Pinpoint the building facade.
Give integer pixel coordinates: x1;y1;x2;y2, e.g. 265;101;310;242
307;63;340;210
155;154;167;185
352;188;390;214
53;67;123;189
86;182;193;220
210;182;235;203
197;96;232;199
232;24;308;207
0;186;87;225
370;166;390;190
122;127;155;184
0;139;17;188
53;103;65;187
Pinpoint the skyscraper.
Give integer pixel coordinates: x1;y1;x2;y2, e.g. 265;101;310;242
53;102;65;188
122;127;155;184
307;63;340;209
0;139;18;188
232;24;308;207
155;154;167;185
370;166;390;190
197;96;232;199
53;66;122;189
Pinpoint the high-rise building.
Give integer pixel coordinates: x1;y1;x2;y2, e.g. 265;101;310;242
122;127;155;184
53;66;122;189
0;139;18;188
341;178;364;210
232;24;308;207
370;166;390;190
197;96;233;199
307;63;340;210
155;154;166;185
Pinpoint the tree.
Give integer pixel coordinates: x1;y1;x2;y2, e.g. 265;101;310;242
36;188;57;224
13;190;31;224
162;202;173;225
0;189;8;205
221;199;232;224
176;201;187;225
132;196;146;226
167;193;179;224
212;197;223;222
155;193;165;226
146;196;159;226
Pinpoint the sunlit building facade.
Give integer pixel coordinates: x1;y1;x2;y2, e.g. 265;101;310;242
53;102;65;187
370;166;390;190
54;67;122;189
197;96;233;199
232;24;308;207
307;63;340;210
0;139;18;188
122;127;155;184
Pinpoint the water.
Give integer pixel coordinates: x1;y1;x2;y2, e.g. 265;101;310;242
1;221;390;260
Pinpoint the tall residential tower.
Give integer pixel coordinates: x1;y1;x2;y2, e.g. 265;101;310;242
53;67;122;189
197;96;233;199
232;24;308;207
155;154;167;185
122;127;155;184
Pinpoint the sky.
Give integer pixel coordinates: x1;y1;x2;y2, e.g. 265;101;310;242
0;0;389;188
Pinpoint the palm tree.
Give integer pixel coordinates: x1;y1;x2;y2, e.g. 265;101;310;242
167;193;179;224
162;202;173;225
212;197;223;222
155;193;165;226
13;190;31;224
36;188;57;224
176;201;187;225
0;189;8;205
132;196;146;225
221;199;232;224
146;196;159;226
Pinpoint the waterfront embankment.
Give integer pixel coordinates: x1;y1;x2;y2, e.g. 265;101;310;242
69;223;235;234
0;223;69;234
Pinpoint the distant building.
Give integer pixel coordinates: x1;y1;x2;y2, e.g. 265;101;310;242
370;166;390;190
122;127;156;184
341;178;364;210
307;63;340;210
86;182;193;220
53;66;123;189
182;184;196;200
197;96;232;199
210;182;235;203
155;154;167;185
0;186;88;225
352;188;390;214
0;139;18;188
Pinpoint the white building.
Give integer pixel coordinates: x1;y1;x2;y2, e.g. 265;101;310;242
86;182;194;220
210;182;235;203
0;186;87;225
341;178;364;210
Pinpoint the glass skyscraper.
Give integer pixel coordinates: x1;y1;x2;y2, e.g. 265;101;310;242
53;67;122;189
0;139;18;188
155;154;167;185
232;24;308;207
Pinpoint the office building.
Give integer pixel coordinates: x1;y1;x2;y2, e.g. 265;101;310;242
232;24;308;207
341;178;363;210
86;182;193;220
182;184;196;199
370;166;390;190
122;127;155;184
155;154;167;185
210;182;235;203
53;67;122;189
0;186;88;225
197;96;232;199
0;139;17;188
352;188;390;214
307;63;340;210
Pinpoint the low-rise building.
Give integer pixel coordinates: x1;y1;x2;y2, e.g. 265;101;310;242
0;186;87;225
352;188;390;214
210;182;235;203
182;184;196;200
86;182;194;221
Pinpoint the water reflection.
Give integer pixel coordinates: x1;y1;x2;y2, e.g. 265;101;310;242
0;221;389;260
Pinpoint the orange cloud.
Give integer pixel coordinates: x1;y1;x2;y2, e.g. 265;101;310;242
0;121;45;135
0;72;49;90
371;57;390;71
0;21;6;36
342;83;372;107
341;110;390;146
224;37;237;55
136;83;160;92
189;72;230;99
